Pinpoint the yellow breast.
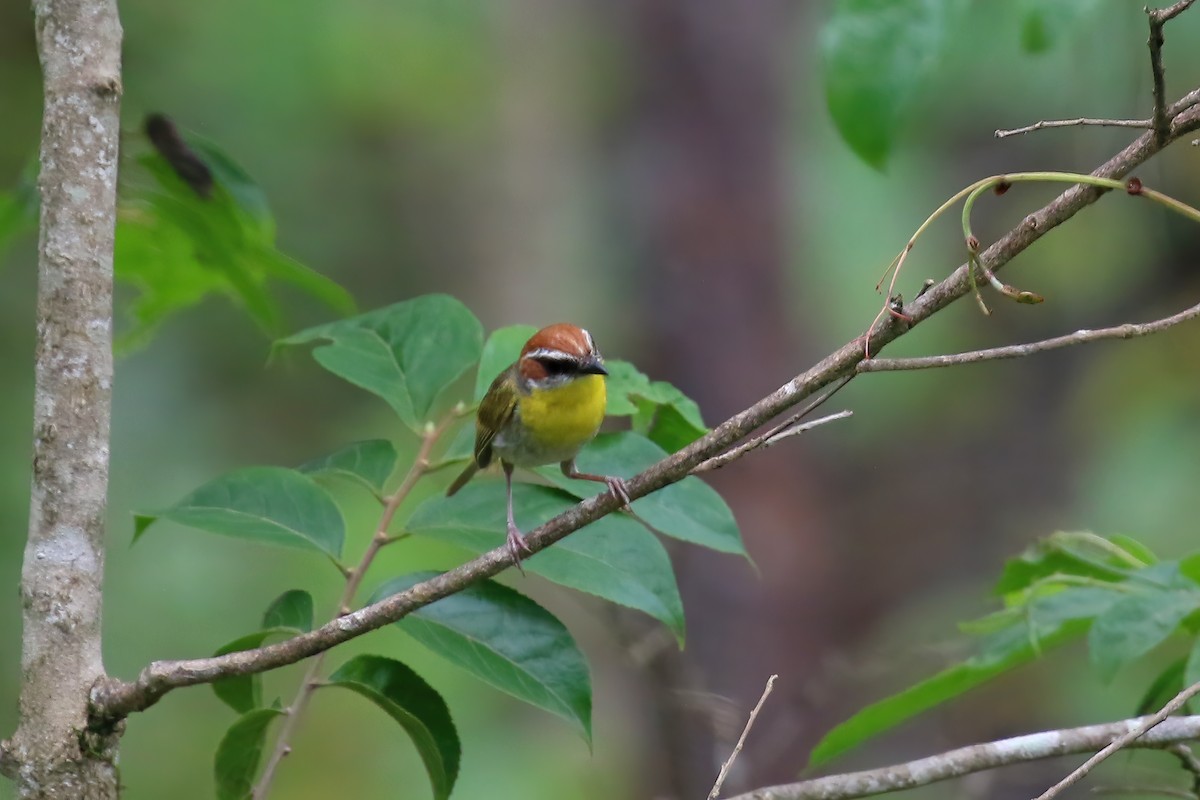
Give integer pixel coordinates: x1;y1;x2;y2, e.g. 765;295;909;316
518;374;607;452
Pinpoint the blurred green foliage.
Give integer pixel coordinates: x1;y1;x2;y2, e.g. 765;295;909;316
810;533;1200;767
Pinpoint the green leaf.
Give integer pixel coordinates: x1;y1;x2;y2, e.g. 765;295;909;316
133;466;345;560
633;397;707;454
213;708;284;800
410;482;686;642
114;128;353;353
1088;570;1200;682
373;573;592;742
254;247;356;320
1180;552;1200;586
298;439;399;497
186;135;273;233
820;0;966;169
539;432;746;557
1111;534;1158;567
211;628;299;713
809;585;1117;767
604;360;707;451
602;360;646;417
326;655;460;800
277;295;483;431
475;325;536;400
995;531;1143;596
262;589;314;632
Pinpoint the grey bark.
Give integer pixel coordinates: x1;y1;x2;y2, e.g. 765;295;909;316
0;0;124;797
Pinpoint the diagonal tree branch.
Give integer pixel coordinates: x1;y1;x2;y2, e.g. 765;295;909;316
720;714;1200;800
88;86;1200;727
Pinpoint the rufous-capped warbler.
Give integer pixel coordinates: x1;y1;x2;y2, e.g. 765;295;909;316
446;323;630;569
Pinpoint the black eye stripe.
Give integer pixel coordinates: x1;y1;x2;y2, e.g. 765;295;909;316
536;356;576;375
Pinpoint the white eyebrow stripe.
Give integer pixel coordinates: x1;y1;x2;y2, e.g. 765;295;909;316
523;348;578;362
582;328;594;354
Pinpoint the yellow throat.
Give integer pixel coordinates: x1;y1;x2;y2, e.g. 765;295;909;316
518;373;607;449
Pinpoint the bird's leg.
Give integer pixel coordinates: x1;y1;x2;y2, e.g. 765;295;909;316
503;461;531;573
560;458;631;507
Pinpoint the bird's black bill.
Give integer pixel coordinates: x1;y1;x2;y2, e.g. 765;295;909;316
579;358;608;376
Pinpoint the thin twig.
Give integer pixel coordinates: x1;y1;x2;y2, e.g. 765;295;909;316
251;416;453;800
764;412;853;445
722;715;1200;800
1034;681;1200;800
692;411;852;474
1148;0;1198;144
857;297;1200;373
709;675;778;800
993;3;1200;144
692;377;854;474
995;118;1151;138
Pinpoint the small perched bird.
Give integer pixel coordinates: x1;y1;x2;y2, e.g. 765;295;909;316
447;323;630;569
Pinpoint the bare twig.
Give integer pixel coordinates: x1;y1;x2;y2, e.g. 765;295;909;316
857;297;1200;373
692;377;854;474
1148;0;1198;144
995;118;1152;138
763;412;853;445
251;416;452;800
996;1;1199;144
88;89;1200;727
1034;681;1200;800
722;714;1200;800
710;675;778;800
692;411;852;474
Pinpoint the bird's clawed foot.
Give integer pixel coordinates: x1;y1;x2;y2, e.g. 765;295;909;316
506;523;533;574
561;459;632;509
605;476;631;508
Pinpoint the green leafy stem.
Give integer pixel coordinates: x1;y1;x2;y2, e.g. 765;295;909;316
250;411;459;800
116;295;744;799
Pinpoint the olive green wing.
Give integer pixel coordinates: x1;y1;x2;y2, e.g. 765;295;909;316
473;367;518;468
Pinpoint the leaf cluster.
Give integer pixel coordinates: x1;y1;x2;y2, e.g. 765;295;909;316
809;532;1200;768
135;294;746;799
0;115;354;352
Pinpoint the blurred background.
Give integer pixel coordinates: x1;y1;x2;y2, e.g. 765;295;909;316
3;2;1200;798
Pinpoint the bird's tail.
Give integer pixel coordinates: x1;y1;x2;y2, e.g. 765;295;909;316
446;462;479;496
